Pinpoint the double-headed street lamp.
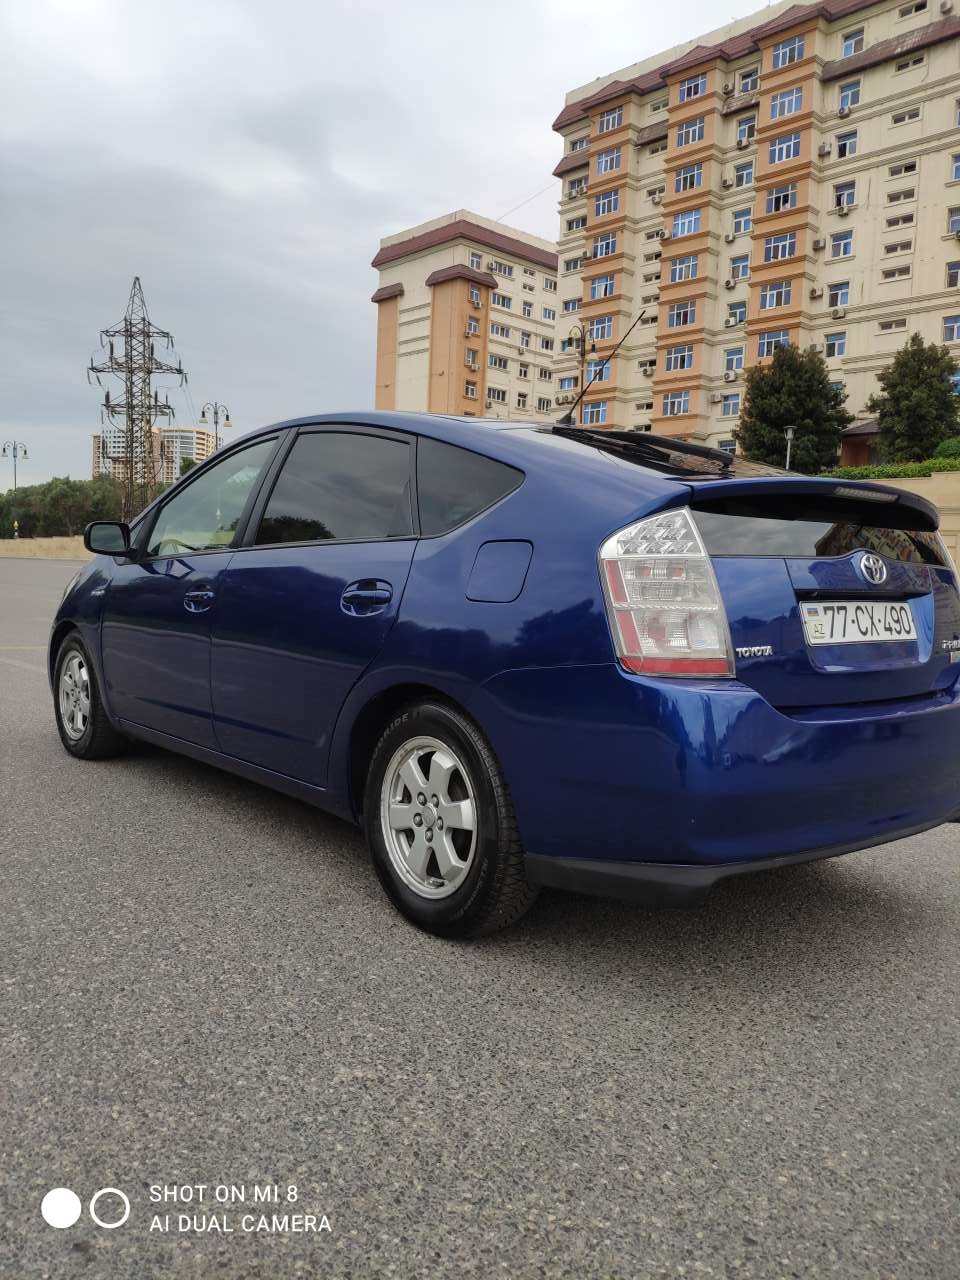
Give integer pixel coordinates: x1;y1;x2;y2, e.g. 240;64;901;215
784;424;797;471
2;440;28;492
200;402;231;449
563;323;596;425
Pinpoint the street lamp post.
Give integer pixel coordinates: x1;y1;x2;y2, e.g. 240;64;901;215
564;323;595;425
784;424;796;471
200;402;231;450
1;440;28;493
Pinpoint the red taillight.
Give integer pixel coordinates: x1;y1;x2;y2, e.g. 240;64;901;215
599;507;735;678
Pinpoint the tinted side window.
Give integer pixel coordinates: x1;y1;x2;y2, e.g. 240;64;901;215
256;431;413;545
417;438;524;536
146;438;276;557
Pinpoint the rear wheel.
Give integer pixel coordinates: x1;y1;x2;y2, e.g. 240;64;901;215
364;702;537;937
54;635;126;759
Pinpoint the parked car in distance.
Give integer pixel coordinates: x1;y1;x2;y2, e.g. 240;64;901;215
51;412;960;936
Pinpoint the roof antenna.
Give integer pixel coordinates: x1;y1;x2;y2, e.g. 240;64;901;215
555;310;646;428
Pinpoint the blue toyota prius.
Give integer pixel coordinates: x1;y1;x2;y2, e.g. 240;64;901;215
50;412;960;936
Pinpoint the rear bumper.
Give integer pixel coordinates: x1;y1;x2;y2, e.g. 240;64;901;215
525;816;950;906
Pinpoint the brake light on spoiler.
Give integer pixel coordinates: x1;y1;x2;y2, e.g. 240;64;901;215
600;507;735;678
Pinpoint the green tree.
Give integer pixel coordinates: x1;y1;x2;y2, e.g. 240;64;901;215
866;333;960;462
0;474;124;539
179;456;197;476
737;343;853;474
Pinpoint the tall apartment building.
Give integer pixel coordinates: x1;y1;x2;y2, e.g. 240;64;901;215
371;211;560;419
552;0;960;447
91;425;217;483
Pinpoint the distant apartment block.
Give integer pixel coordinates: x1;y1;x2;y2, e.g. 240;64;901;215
552;0;960;447
371;211;560;419
92;425;217;483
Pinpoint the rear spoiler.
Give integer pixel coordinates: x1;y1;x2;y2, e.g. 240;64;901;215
683;475;939;533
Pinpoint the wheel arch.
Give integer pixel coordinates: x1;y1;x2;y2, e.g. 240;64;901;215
48;620;78;686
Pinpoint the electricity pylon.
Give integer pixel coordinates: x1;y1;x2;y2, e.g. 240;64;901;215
88;277;186;517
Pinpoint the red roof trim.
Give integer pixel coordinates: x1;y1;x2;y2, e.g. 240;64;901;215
371;283;404;303
372;218;558;271
822;15;960;79
424;266;498;289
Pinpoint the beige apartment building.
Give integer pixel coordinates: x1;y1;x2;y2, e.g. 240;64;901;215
552;0;960;448
92;425;217;484
371;212;560;419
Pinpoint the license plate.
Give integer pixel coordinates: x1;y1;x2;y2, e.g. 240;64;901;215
801;600;917;646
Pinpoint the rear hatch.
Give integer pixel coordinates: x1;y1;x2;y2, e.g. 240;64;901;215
687;479;960;710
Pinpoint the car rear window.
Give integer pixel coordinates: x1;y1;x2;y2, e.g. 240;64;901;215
417;438;523;536
693;510;947;564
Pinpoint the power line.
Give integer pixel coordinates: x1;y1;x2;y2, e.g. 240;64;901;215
497;181;558;223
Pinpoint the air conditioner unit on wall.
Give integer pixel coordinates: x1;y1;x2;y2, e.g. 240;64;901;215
651;193;663;205
832;306;846;319
724;278;736;289
838;105;851;118
723;369;737;383
722;177;734;189
813;237;826;251
724;231;736;244
810;286;824;299
837;204;849;217
809;342;824;353
736;137;749;150
818;143;832;158
724;316;738;328
941;0;954;13
711;393;725;403
722;82;734;95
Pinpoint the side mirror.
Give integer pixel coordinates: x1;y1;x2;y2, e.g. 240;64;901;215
84;520;132;556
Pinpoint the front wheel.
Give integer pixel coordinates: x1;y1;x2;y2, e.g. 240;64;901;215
53;635;126;759
364;702;537;938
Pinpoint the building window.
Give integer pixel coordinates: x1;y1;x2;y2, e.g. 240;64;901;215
585;358;609;382
596;146;621;173
673;208;702;237
764;231;797;261
834;180;856;208
598;106;623;132
562;298;580;313
558;375;578;391
728;300;747;323
737;114;757;142
725;346;744;372
679;73;707;102
949;208;960;233
591;273;615;299
831;230;853;258
732;208;752;235
953;154;960;181
539;368;553;381
536;396;552;412
887;188;915;203
879;317;907;332
469;251;482;270
465;348;479;369
665;343;694;371
649;141;668;155
758;329;789;357
842;28;864;57
895;54;924;71
564;257;582;273
492;291;512;309
769;132;801;164
467;317;479;336
829;281;850;307
721;393;741;417
760;280;791;308
766;182;797;213
541;306;555;321
516;392;528;409
948;261;960;287
899;0;927;14
464;381;477;399
734;161;754;188
730;254;750;280
488;388;507;405
566;215;586;231
739;66;759;91
839;81;861;110
522;300;533;318
580;400;605;424
675;162;703;192
889;160;917;177
593;232;617;258
488;353;508;370
836;130;858;158
944;315;960;342
469;286;481;306
651;97;669;112
892;107;921;125
718;438;737;454
543;276;557;292
668;300;696;327
588;316;612;341
570;136;589;153
771;87;802;119
670;254;698;283
568;177;587;199
886;213;915;228
540;337;555;351
594;189;620;216
885;239;913;254
518;362;530;380
772;35;804;69
490;322;511;338
489;260;514;277
662;390;690;416
825;331;846;357
882;265;911;280
676;117;705;147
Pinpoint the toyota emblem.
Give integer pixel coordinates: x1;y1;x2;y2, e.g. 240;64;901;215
859;552;888;585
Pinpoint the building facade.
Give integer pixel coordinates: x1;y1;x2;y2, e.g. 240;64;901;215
92;425;217;483
553;0;960;447
371;212;560;419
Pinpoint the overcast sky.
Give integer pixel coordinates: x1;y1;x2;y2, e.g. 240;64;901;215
1;0;769;486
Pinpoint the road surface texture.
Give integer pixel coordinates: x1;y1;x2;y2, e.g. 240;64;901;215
1;557;958;1280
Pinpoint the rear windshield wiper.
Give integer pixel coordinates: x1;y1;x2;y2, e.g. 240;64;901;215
548;426;736;476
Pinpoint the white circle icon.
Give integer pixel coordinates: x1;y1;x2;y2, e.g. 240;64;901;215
41;1187;82;1229
89;1187;130;1229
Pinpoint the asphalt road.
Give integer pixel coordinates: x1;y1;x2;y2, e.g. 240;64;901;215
1;556;958;1280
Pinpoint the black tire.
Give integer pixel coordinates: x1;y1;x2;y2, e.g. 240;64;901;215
53;633;127;760
363;701;537;938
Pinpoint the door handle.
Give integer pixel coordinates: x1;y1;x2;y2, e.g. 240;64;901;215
341;580;393;616
183;588;216;614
